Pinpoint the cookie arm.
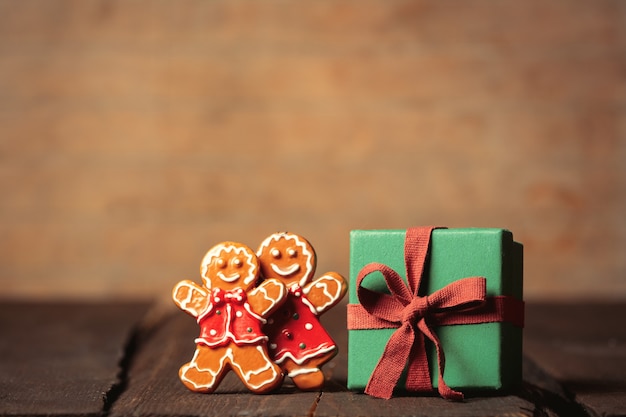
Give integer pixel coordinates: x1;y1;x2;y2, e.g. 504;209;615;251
247;278;287;317
303;272;347;315
172;280;209;318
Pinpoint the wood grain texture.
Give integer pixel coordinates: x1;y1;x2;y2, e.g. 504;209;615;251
0;0;625;301
1;301;624;416
525;303;626;417
0;301;150;416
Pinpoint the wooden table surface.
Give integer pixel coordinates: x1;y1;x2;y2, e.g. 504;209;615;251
1;300;624;417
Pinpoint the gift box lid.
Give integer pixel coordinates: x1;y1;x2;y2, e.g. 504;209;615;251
349;228;523;303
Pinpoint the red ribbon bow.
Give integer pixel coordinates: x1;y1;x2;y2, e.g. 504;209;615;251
212;287;246;306
355;227;492;400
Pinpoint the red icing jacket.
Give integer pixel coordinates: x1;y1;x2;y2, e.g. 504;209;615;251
196;288;267;347
265;284;336;365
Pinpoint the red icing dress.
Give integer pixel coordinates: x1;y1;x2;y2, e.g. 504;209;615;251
265;284;336;365
196;288;266;347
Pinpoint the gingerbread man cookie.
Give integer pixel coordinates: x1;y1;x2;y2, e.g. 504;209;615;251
172;241;287;394
257;232;347;391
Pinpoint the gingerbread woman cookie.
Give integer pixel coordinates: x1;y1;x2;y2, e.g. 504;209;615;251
172;241;287;394
257;232;347;391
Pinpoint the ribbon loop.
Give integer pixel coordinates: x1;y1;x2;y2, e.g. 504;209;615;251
357;263;410;323
427;277;487;312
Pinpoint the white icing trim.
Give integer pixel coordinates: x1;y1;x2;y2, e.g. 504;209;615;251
173;281;208;317
301;295;319;316
217;271;241;283
249;278;285;317
310;276;343;312
196;302;214;322
287;367;319;378
243;301;267;323
194;335;268;346
274;344;336;365
270;262;300;277
230;345;280;390
180;347;223;390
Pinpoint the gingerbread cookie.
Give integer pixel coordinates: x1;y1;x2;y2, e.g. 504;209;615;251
172;241;287;394
257;232;347;391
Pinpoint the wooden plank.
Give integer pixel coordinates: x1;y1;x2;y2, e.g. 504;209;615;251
525;302;626;417
0;301;149;416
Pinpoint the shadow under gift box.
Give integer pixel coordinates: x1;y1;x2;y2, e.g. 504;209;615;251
347;228;523;394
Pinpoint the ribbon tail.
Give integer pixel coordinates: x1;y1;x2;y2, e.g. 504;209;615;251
404;328;432;392
417;320;464;401
365;324;414;399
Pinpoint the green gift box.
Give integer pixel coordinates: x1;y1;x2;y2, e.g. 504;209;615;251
347;227;523;398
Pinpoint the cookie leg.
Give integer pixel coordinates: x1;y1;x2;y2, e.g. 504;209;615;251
230;345;283;394
281;357;324;391
179;345;229;393
283;349;337;391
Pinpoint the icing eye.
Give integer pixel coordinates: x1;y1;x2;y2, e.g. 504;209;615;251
232;258;243;268
216;258;226;268
287;248;297;258
271;248;281;258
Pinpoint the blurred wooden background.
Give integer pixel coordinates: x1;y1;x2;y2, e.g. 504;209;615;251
0;0;624;301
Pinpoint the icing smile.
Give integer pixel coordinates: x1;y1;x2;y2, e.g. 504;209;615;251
271;263;300;276
217;271;241;282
